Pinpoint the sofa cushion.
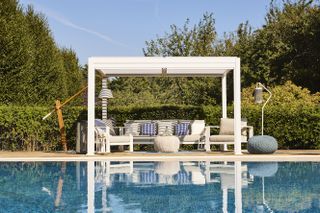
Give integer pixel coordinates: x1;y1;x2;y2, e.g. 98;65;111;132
209;135;247;142
140;122;157;136
109;135;132;143
105;119;116;136
94;119;116;136
157;121;176;135
124;122;140;136
179;134;201;142
191;120;205;135
175;122;190;136
219;118;247;135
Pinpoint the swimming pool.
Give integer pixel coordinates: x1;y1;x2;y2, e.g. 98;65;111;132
0;161;319;212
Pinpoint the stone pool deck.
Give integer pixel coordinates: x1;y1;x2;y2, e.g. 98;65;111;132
1;150;320;161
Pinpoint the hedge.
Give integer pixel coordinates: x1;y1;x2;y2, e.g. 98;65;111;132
0;105;319;151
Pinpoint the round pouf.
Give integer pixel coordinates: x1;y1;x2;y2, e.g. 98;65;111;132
154;136;180;153
248;135;278;154
248;162;278;177
155;161;180;176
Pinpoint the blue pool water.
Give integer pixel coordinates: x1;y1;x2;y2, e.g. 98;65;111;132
0;161;320;213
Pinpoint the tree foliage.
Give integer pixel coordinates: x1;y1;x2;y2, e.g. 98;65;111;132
0;0;84;105
219;0;320;92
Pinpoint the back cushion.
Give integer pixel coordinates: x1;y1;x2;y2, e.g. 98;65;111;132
175;122;190;136
94;119;116;136
140;122;157;136
157;121;176;135
191;120;205;135
219;118;247;135
105;119;116;136
124;122;140;136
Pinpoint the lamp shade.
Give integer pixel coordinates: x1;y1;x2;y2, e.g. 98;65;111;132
254;87;263;104
98;88;113;99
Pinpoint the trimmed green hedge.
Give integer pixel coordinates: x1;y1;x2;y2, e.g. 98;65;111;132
0;106;86;151
0;105;319;151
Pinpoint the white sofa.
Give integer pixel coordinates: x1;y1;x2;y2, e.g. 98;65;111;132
121;120;206;146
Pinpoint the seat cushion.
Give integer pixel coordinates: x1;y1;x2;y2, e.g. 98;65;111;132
175;122;190;136
209;135;247;142
109;136;132;143
179;134;201;142
140;122;157;136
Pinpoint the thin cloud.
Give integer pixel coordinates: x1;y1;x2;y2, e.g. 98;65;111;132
23;0;127;48
48;12;128;48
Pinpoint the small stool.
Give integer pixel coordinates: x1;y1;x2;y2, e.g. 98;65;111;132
248;135;278;154
154;136;180;153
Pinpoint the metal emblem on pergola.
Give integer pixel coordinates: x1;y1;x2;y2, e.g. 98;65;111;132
87;57;242;155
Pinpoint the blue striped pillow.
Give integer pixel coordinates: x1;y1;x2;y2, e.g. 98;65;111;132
175;122;190;136
141;123;157;136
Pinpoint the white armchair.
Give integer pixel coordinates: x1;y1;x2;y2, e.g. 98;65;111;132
95;120;133;153
205;118;253;152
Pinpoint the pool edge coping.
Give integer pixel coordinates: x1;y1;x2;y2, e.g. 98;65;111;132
1;155;320;162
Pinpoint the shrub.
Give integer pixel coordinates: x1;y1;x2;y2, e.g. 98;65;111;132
0;104;319;151
0;105;86;151
242;105;320;149
242;81;320;107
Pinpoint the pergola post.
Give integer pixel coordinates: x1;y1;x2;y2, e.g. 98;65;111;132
87;59;95;156
87;161;95;212
234;161;242;212
221;73;228;151
233;58;242;154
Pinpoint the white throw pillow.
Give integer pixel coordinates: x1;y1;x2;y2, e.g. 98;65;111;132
124;122;140;136
157;121;176;135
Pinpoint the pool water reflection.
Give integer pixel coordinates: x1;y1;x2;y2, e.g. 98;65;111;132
0;161;320;212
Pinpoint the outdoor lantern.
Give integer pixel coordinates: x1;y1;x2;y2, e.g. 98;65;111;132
99;88;113;99
254;85;264;104
253;82;272;135
99;88;113;122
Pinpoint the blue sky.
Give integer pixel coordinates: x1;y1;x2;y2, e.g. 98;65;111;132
20;0;271;65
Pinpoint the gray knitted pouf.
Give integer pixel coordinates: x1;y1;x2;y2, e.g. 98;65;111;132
248;135;278;154
248;162;278;177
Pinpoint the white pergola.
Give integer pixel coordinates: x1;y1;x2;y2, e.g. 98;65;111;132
87;57;242;155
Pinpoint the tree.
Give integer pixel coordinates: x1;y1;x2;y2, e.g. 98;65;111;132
226;0;320;92
25;6;68;105
0;0;34;104
0;2;84;105
60;48;84;97
264;0;320;92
